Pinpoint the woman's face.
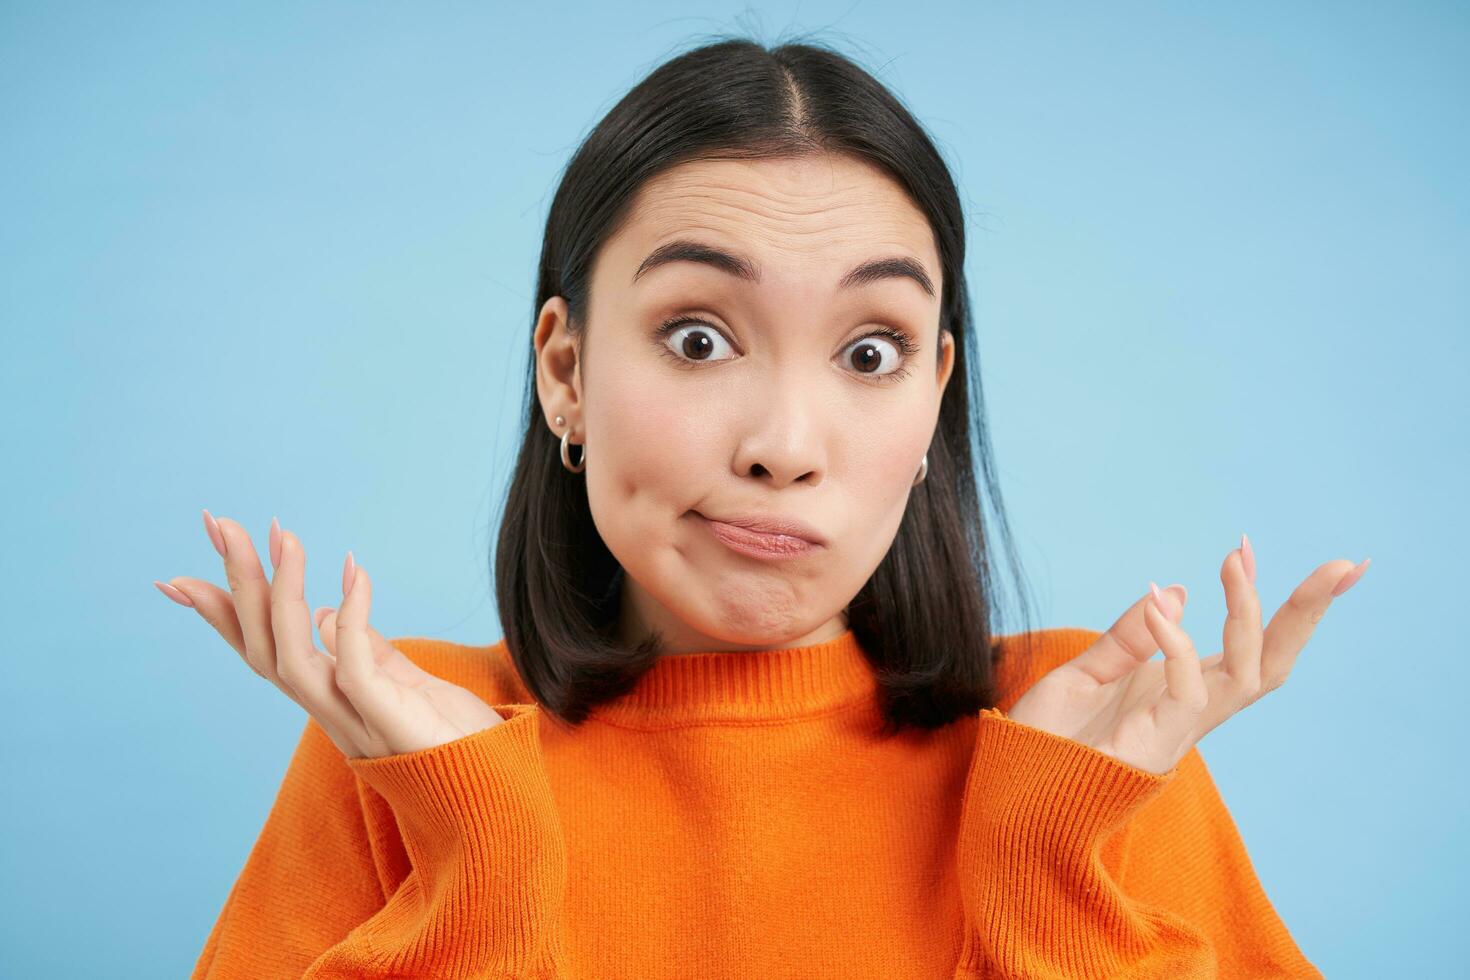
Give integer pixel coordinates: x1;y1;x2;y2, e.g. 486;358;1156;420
534;153;954;653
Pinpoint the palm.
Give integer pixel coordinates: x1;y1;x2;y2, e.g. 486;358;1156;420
365;656;507;750
1010;652;1208;775
1005;540;1369;775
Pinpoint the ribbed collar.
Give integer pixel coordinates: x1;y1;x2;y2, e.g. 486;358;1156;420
587;627;881;729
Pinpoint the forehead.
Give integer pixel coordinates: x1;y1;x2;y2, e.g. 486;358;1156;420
612;154;939;274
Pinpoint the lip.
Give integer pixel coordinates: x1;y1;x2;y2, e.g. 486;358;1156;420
692;510;827;560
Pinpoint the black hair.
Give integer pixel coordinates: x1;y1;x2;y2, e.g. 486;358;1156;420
494;32;1038;736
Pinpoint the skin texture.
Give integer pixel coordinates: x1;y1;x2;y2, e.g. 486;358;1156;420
533;153;955;654
159;152;1372;770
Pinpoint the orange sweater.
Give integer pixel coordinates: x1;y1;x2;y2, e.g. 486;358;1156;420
191;627;1322;979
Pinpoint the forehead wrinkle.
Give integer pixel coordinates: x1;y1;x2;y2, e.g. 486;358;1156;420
639;204;933;278
637;158;923;234
646;156;853;205
623;158;942;296
660;182;871;222
643;179;912;234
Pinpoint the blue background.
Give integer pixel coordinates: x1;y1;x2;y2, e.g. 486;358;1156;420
2;2;1461;976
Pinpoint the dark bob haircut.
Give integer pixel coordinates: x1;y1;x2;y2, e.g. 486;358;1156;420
494;33;1039;736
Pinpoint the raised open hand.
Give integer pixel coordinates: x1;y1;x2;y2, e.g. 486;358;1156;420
154;510;507;759
1006;534;1370;775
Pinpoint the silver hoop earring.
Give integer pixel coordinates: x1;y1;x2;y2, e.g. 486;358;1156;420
912;452;928;486
560;428;586;473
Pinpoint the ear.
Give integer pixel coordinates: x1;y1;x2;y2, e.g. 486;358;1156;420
534;295;584;434
935;327;956;400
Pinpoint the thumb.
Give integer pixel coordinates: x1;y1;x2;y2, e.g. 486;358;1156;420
314;606;336;653
1148;582;1189;623
1044;581;1193;690
1113;582;1188;644
314;606;437;688
314;605;391;657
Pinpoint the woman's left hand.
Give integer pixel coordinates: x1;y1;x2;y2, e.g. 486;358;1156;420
1005;536;1370;775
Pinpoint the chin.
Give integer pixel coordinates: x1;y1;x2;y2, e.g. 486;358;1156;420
706;596;813;640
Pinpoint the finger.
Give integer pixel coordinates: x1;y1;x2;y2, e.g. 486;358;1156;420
330;558;404;749
1260;556;1369;693
1220;537;1264;693
1066;583;1189;685
269;529;369;747
1142;583;1209;740
212;515;279;683
316;607;439;688
167;572;312;715
164;576;249;661
154;580;195;607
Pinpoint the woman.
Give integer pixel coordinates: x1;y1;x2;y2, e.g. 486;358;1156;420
162;36;1364;979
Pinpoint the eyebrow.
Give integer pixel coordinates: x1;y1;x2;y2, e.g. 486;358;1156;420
631;238;936;299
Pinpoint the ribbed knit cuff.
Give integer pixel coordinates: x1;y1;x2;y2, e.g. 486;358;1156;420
348;706;548;836
343;704;568;976
963;707;1176;835
954;708;1181;978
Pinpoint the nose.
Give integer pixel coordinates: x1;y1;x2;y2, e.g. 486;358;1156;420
729;378;827;488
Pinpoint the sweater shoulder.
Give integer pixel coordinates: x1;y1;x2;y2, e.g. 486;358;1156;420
991;626;1104;711
385;634;533;707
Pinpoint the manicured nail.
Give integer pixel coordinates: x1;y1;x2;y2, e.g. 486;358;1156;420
342;550;356;598
1331;558;1371;597
154;580;194;607
1148;580;1170;615
314;606;334;629
1240;532;1256;584
1165;582;1188;604
268;516;281;570
202;509;227;558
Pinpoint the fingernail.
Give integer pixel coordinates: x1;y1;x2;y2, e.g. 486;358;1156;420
314;606;334;629
202;509;227;558
1331;557;1371;597
1165;582;1188;604
1240;532;1256;584
154;580;194;607
1148;580;1170;615
268;516;281;570
342;550;356;598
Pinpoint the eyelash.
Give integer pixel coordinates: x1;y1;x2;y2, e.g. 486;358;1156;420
653;315;921;385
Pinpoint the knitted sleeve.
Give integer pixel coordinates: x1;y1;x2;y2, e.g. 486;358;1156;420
952;707;1322;979
190;703;569;980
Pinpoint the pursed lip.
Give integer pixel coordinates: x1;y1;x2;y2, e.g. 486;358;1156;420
693;511;828;547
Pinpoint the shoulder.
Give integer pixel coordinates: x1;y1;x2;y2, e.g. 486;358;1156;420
383;634;533;707
991;625;1104;711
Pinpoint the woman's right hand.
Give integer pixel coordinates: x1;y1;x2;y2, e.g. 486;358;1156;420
155;510;507;760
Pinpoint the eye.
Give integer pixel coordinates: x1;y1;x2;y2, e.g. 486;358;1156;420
653;315;921;385
656;316;738;365
840;327;919;383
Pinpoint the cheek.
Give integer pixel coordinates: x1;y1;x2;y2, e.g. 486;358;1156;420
819;400;933;587
595;370;709;485
841;402;932;512
583;367;711;551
